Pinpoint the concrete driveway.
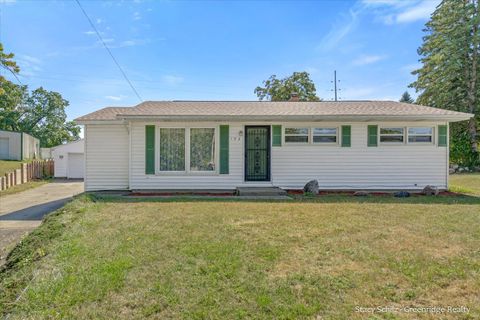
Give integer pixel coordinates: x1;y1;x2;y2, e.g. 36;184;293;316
0;179;84;265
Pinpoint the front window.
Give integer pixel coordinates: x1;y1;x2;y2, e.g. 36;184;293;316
312;128;337;143
285;127;309;143
380;127;404;143
159;128;185;171
408;127;433;143
190;128;215;171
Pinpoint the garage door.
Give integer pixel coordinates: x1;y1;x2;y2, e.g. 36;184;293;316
0;138;9;159
67;153;84;179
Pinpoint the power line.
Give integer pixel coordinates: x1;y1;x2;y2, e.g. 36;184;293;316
74;0;143;102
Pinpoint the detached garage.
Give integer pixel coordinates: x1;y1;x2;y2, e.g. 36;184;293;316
52;139;84;179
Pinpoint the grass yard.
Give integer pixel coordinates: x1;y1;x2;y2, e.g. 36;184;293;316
450;173;480;195
0;160;25;176
0;178;479;319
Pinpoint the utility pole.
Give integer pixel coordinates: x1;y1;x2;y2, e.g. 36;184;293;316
331;70;341;101
334;70;337;101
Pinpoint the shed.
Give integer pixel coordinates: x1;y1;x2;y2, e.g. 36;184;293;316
0;130;40;160
51;139;85;179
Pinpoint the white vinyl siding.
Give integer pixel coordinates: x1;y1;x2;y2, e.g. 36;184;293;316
83;121;449;191
123;121;448;191
84;124;129;191
272;122;447;190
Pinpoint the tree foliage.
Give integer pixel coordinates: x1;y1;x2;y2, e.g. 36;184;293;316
410;0;480;166
0;43;20;95
255;72;320;101
0;43;81;148
399;91;414;103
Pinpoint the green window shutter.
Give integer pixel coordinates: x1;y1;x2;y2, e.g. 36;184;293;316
341;125;351;147
145;125;155;174
219;125;229;174
367;125;378;147
272;125;282;146
438;125;447;147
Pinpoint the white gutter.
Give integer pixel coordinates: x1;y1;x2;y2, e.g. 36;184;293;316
114;113;474;123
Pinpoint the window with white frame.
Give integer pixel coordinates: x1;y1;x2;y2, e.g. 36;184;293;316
159;128;186;171
159;127;216;172
284;127;309;143
190;128;216;171
379;127;404;143
408;127;433;143
312;127;337;143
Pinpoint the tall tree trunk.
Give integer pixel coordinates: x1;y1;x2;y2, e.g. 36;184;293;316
467;0;479;153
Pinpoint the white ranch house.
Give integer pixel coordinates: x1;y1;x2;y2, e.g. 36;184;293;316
75;100;473;192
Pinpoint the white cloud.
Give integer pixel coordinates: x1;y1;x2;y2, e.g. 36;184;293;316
317;8;361;51
17;54;42;77
353;54;386;66
396;0;439;23
362;0;440;25
162;75;184;85
105;95;126;101
0;0;16;4
133;12;141;21
96;18;104;24
84;30;96;36
20;54;42;65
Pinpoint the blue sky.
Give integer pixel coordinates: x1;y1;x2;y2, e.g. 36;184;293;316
1;0;439;121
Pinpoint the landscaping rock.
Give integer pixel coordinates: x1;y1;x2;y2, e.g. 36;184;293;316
303;180;319;194
474;166;480;172
451;164;459;170
422;185;439;196
394;191;410;198
353;191;369;197
449;168;456;174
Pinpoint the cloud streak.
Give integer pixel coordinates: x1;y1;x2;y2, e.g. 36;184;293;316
353;54;386;65
362;0;440;25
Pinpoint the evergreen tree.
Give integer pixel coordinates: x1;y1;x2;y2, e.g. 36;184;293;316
410;0;480;166
399;91;414;103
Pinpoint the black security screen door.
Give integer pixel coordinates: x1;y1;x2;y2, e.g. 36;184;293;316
245;126;271;181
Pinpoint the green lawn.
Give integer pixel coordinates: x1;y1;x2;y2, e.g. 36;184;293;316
450;173;480;195
1;177;479;319
0;160;24;176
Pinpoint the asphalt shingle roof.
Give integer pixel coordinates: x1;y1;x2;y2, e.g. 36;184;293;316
75;101;473;122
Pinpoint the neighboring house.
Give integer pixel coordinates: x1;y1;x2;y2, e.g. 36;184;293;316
75;100;473;192
0;130;40;160
51;139;85;179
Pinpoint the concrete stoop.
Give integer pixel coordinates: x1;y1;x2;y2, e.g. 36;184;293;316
236;187;288;197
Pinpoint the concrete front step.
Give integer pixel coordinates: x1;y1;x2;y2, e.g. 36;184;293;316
236;187;287;197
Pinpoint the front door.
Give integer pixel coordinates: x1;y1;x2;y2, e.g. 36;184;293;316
245;126;270;181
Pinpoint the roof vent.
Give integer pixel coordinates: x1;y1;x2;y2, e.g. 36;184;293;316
289;93;299;102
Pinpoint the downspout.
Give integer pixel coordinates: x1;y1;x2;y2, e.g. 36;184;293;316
127;121;132;190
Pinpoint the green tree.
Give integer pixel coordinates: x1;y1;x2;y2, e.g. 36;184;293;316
255;71;320;101
0;43;20;95
410;0;480;166
21;87;81;147
0;84;80;148
0;81;28;130
399;91;414;103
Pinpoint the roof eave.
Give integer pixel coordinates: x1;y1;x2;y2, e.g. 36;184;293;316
114;114;474;122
